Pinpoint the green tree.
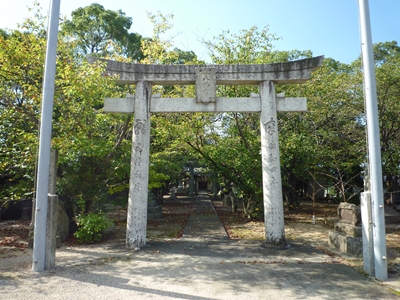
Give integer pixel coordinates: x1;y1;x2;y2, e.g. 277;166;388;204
281;58;365;204
0;5;131;216
61;3;143;60
0;28;46;199
0;28;7;38
371;41;400;191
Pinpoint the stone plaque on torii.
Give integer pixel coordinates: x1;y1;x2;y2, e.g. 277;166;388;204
92;56;324;248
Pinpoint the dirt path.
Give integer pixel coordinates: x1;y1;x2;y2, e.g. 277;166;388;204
1;197;400;283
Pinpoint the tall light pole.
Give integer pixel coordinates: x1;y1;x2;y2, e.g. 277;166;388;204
357;0;387;281
32;0;61;272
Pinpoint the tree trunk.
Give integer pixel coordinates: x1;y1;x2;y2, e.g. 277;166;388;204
283;171;298;208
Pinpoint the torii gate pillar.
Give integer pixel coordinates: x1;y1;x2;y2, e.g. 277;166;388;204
260;81;286;247
127;81;152;248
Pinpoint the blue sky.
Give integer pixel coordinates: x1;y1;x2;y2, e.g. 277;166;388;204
1;0;399;64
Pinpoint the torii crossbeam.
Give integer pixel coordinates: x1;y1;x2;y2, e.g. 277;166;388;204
92;56;324;248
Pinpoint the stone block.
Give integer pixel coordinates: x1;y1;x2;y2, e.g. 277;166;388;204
45;195;58;270
323;217;336;228
337;202;361;226
148;211;163;220
147;192;163;220
28;197;69;247
148;206;162;214
21;207;32;221
360;191;374;276
328;231;363;257
57;200;70;242
148;200;157;207
195;68;217;103
333;222;362;237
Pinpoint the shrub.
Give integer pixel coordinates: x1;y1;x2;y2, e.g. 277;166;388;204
74;212;114;243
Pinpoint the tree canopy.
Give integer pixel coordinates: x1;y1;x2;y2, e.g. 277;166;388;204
2;4;400;220
61;3;143;60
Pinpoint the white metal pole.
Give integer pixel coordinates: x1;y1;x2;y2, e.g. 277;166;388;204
357;0;387;281
32;0;61;272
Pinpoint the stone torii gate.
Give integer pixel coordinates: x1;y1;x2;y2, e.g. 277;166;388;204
95;56;324;249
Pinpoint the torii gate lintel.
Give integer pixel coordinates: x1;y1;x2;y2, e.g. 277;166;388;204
89;56;323;85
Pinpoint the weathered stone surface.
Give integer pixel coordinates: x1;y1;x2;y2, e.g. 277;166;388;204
45;195;58;270
337;202;361;226
21;206;32;221
48;149;58;195
260;81;287;248
56;200;70;242
328;231;363;257
126;81;152;248
324;217;336;227
195;68;216;103
334;222;362;237
361;191;374;276
147;206;162;214
104;95;135;113
147;192;163;220
89;56;324;85
105;96;308;114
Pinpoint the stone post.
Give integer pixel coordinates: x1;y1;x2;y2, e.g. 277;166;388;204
170;186;176;200
361;191;375;275
328;203;363;256
259;81;288;248
126;81;152;248
44;148;58;269
48;148;58;194
45;194;58;270
30;148;58;242
189;166;194;197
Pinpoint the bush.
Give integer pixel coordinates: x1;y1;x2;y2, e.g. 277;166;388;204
74;212;114;243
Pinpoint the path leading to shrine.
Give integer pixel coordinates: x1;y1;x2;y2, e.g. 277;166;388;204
1;193;399;299
182;192;229;241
